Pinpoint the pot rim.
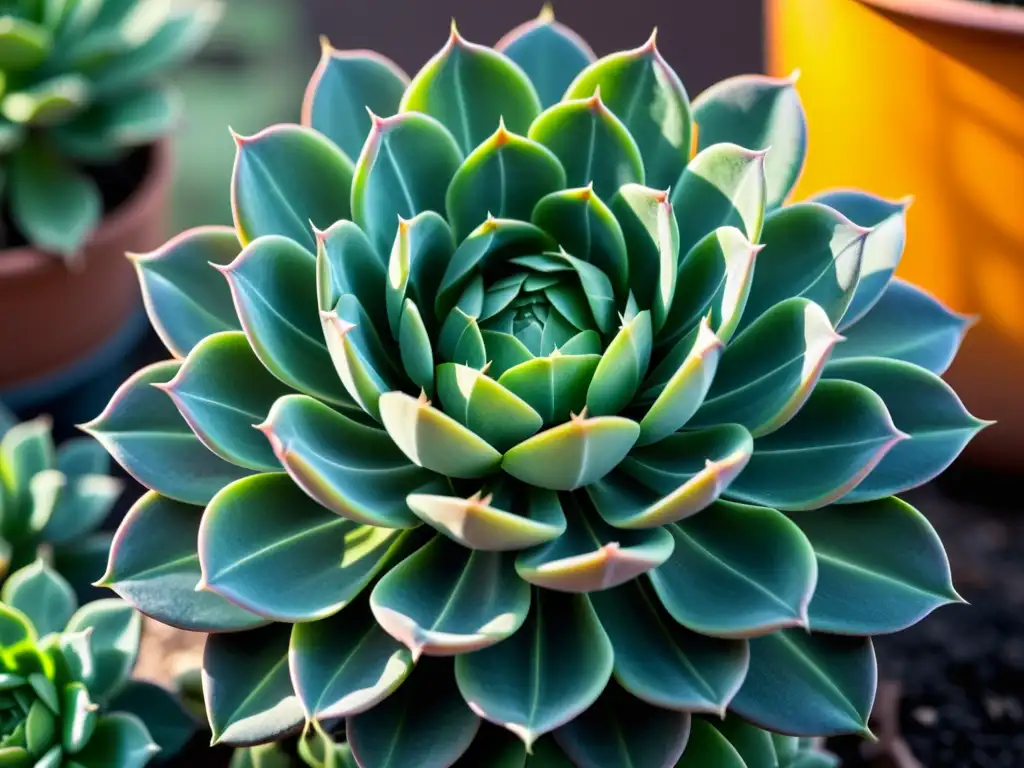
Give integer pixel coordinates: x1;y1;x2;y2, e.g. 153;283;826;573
0;138;173;279
857;0;1024;35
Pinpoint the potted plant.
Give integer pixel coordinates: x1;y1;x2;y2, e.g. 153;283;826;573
764;0;1024;469
0;402;122;599
83;7;986;766
0;559;197;767
0;0;220;417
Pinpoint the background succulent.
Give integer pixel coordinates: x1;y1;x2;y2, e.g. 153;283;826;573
0;0;220;258
85;7;987;767
0;559;161;767
0;403;121;598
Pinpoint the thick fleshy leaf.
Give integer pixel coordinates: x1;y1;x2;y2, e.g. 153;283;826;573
158;332;290;471
811;191;910;330
638;318;724;445
231;124;353;251
320;296;400;421
739;203;868;333
446;121;566;243
436;363;543;452
585;310;652;416
40;469;120;546
497;353;602;427
219;235;350;406
483;332;536;378
691;298;840;437
0;414;53;524
502;414;639;491
610;184;678;332
98;492;265;633
455;590;613;749
662;226;761;352
495;7;595;108
1;560;75;637
199;473;403;622
371;536;530;657
203;624;304;745
792;497;959;635
515;494;672;592
62;680;99;754
727;380;904;510
8;137;100;258
591;424;753;528
436;217;555;318
315;220;388;331
824;357;988;499
385;212;454;337
67;713;158;768
407;479;566;551
565;32;690;190
829;278;973;376
692;73;807;209
0;16;52;69
671;143;767;262
65;599;141;701
352;111;463;256
438;307;487;369
531;186;629;298
289;595;413;720
130;226;243;359
675;720;746;768
301;40;409;160
259;394;432;529
649;501;817;637
400;24;541;155
378;391;502;478
730;631;876;737
711;716;780;768
109;680;198;760
590;579;749;713
80;362;253;505
348;658;480;768
528;91;644;199
398;299;435;394
554;680;691;768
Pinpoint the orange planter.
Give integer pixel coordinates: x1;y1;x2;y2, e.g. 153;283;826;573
765;0;1024;469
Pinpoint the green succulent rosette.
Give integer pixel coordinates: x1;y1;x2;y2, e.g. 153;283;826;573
0;0;220;258
0;559;165;767
85;8;986;767
0;404;121;596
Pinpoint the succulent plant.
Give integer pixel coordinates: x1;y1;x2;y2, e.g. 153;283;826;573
0;0;220;258
0;403;122;596
84;7;987;767
0;559;159;767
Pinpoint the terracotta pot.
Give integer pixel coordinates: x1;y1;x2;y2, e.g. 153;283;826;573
0;141;171;406
765;0;1024;469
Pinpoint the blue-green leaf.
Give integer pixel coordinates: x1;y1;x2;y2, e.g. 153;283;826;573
730;631;876;737
80;362;253;505
829;278;974;376
400;24;541;155
692;73;807;210
130;226;243;359
302;40;409;161
1;560;76;637
97;492;266;633
352;111;463;257
231;124;353;252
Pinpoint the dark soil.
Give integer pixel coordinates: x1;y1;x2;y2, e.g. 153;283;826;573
0;144;153;251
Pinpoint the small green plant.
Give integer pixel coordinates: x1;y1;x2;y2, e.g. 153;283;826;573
0;0;220;258
0;559;168;767
0;404;121;595
85;7;986;767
